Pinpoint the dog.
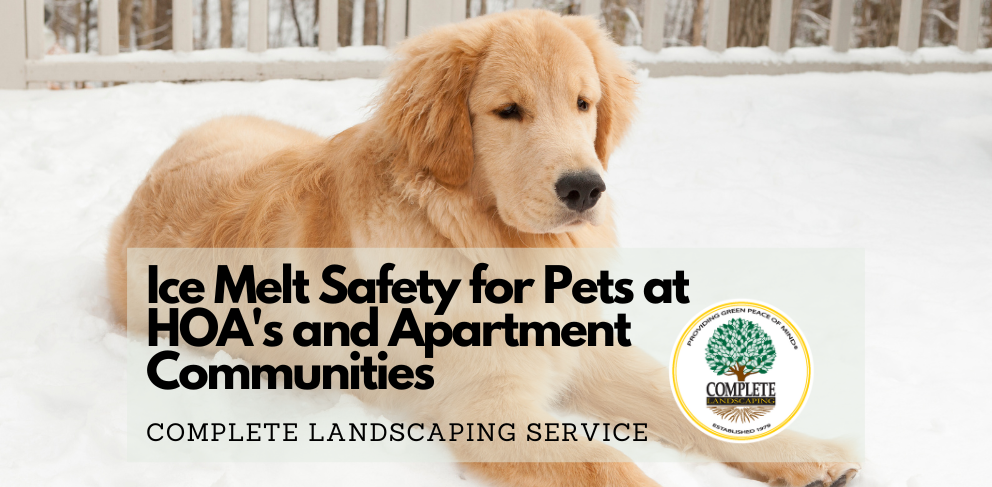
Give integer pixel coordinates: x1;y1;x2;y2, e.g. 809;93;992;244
107;9;858;487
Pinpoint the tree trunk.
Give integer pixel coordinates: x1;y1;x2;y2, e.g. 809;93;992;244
602;0;628;44
338;0;353;48
199;0;209;49
876;0;901;47
727;364;748;381
119;0;134;50
154;0;172;50
220;0;233;48
141;0;157;49
313;0;319;45
935;0;959;46
790;0;801;46
53;2;63;46
728;0;771;47
363;0;378;45
855;0;901;47
289;0;306;46
84;0;92;52
74;1;83;52
691;0;705;46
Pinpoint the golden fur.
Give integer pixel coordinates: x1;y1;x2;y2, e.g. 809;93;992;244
107;10;858;487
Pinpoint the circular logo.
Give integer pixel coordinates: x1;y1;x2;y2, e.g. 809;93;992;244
670;300;812;443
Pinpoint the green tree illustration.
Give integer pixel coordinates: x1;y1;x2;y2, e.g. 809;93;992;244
705;318;776;381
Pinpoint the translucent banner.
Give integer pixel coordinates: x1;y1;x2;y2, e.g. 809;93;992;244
126;248;864;463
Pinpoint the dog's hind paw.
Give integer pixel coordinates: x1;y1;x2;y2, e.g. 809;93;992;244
728;461;859;487
803;466;857;487
788;463;859;487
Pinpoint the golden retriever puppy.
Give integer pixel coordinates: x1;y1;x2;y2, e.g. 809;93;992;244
107;9;858;487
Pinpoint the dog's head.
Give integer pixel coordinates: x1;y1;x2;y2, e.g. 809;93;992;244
377;10;636;235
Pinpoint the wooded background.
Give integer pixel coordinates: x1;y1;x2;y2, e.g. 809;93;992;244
41;0;991;55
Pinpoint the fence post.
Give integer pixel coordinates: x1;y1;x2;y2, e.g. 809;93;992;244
173;0;193;52
768;0;793;53
897;0;922;51
23;0;46;88
828;0;854;52
1;0;27;89
707;0;729;52
516;0;534;8
25;0;44;60
384;0;407;47
642;0;667;52
957;0;982;52
581;0;601;18
319;0;339;51
248;0;268;53
98;0;120;55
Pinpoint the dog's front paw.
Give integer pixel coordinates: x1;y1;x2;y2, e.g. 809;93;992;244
728;461;859;487
797;463;859;487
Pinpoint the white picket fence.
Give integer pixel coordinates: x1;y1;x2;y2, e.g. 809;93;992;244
1;0;990;89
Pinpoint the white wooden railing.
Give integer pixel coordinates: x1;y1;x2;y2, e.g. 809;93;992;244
1;0;990;89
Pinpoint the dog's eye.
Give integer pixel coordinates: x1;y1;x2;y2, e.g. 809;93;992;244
495;104;522;121
577;98;590;112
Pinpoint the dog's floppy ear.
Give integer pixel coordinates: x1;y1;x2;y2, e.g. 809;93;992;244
375;24;488;187
561;15;638;169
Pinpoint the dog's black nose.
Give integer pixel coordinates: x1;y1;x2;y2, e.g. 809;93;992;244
555;171;606;212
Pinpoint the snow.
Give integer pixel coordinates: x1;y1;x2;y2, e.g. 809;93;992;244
1;71;990;486
36;46;394;65
35;45;992;67
621;45;992;65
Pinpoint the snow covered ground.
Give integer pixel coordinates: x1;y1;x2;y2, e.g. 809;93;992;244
1;72;990;486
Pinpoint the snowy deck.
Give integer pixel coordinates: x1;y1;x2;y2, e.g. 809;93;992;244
1;72;990;486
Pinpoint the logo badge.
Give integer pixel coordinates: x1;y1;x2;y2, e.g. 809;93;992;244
670;301;812;442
